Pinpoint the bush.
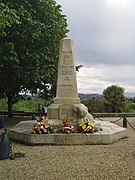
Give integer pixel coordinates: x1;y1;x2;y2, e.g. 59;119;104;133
0;97;52;112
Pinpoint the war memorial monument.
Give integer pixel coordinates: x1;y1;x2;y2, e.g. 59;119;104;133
9;38;127;145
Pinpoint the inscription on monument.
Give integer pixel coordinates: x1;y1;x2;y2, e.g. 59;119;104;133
59;104;73;119
59;54;75;90
59;50;74;91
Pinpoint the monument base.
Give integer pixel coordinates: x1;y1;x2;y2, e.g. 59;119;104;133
47;103;82;122
9;120;127;145
54;97;80;104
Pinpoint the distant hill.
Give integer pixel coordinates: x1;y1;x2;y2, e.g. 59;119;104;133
79;92;135;100
124;92;135;98
78;93;102;99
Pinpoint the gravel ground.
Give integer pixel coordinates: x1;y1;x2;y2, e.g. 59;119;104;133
0;116;135;180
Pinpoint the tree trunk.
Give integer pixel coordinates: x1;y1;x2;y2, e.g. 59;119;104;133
7;95;13;117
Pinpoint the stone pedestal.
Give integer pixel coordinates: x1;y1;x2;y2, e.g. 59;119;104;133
9;120;127;145
47;38;81;122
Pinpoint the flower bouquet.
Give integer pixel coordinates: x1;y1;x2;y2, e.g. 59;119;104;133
78;119;95;133
57;118;75;134
32;117;53;134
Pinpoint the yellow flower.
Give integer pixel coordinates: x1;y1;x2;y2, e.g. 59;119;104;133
79;123;86;130
90;124;94;128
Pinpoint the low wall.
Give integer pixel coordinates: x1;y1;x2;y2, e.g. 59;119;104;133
93;113;135;117
0;111;135;117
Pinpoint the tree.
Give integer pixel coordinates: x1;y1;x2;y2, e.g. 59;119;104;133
76;65;83;72
81;97;103;113
0;3;21;37
102;85;126;113
0;0;68;116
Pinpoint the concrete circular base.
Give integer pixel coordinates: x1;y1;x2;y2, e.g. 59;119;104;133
8;120;127;145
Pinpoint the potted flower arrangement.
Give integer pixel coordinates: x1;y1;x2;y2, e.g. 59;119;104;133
32;117;53;134
57;118;75;134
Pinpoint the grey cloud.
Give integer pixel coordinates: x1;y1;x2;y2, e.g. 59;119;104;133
56;0;135;93
62;0;135;66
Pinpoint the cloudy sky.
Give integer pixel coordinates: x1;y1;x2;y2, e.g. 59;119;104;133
55;0;135;95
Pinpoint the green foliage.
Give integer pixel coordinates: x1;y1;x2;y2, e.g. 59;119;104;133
0;0;68;116
123;100;135;113
0;98;8;110
102;85;126;113
81;85;135;113
81;97;104;113
0;97;52;112
13;98;47;112
0;3;21;37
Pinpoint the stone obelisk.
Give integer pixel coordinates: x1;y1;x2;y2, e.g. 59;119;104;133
47;37;80;120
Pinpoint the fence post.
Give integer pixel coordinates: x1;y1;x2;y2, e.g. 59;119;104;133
123;115;127;128
0;115;4;128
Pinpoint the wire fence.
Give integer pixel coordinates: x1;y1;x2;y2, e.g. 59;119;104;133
97;117;123;123
0;111;135;130
127;120;135;130
96;116;135;130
